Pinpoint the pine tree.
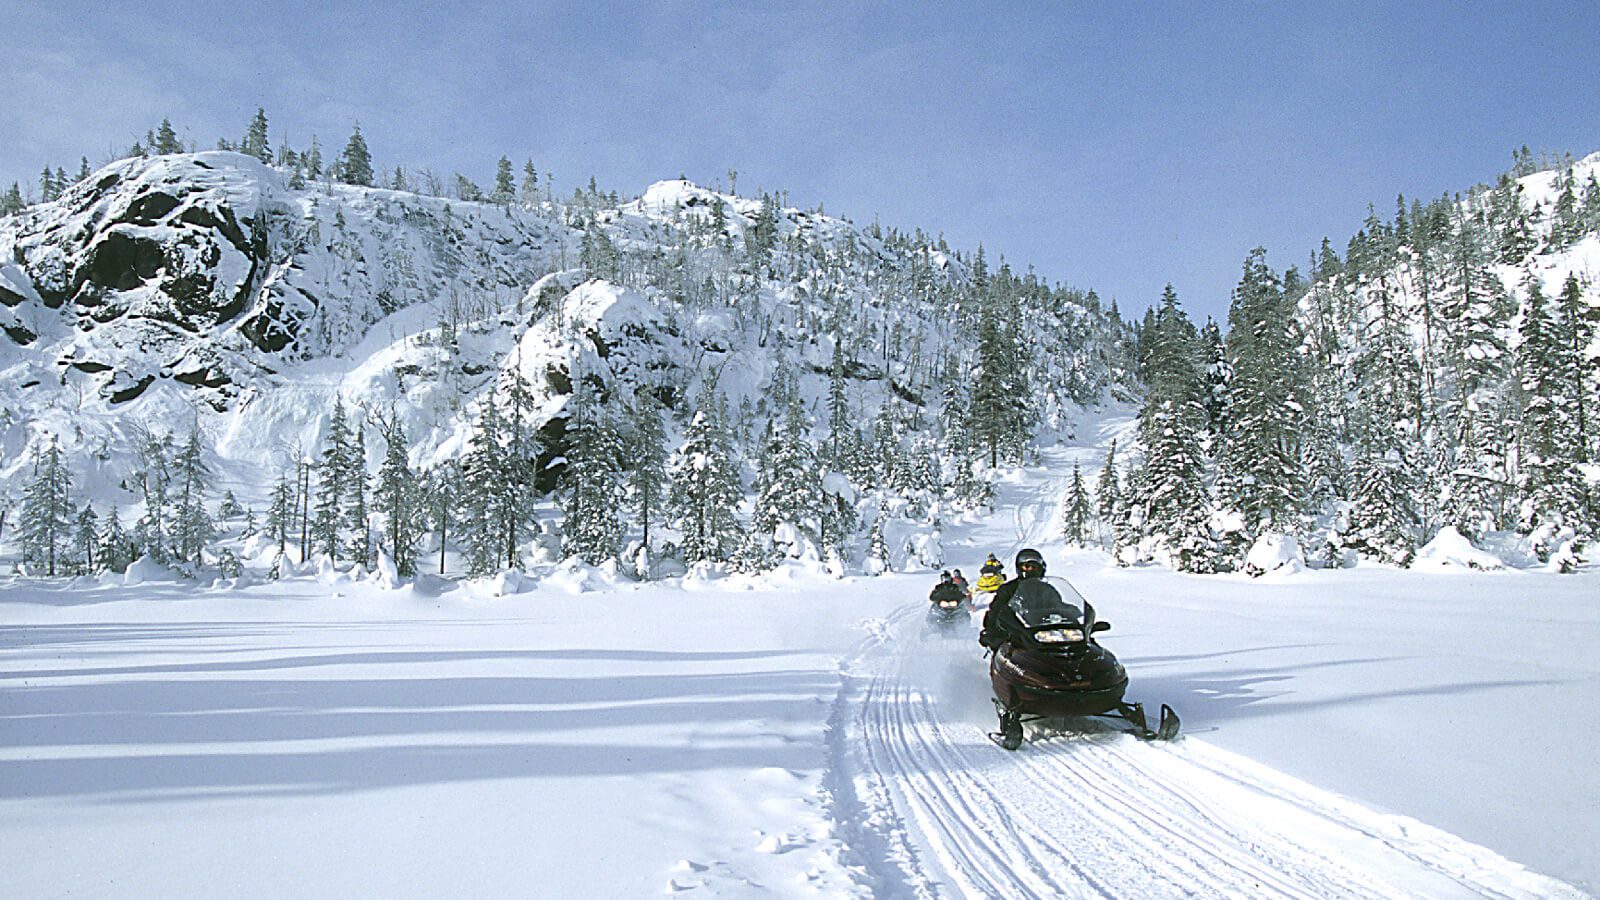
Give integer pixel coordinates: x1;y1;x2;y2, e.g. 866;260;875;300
1215;249;1306;543
1346;448;1419;566
626;397;669;572
1062;460;1092;545
344;426;371;567
134;429;173;562
99;508;134;574
520;159;540;206
241;107;271;163
1517;275;1587;532
461;397;511;576
266;473;295;558
312;400;353;562
491;156;516;206
170;426;213;565
74;505;100;573
375;406;419;576
1557;274;1595;462
423;462;460;575
1;183;24;215
20;439;72;575
669;405;743;565
154;118;183;154
1095;439;1121;547
756;386;819;539
1126;286;1213;570
305;134;324;179
561;382;626;564
336;123;374;186
866;502;891;573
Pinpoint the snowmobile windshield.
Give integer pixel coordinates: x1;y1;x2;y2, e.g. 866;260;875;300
1007;576;1087;628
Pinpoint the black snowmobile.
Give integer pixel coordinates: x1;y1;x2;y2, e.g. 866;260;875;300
925;581;972;637
986;576;1179;750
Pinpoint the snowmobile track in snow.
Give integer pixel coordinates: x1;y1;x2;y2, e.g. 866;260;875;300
827;605;1583;899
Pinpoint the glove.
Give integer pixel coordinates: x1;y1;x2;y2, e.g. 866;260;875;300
978;629;994;649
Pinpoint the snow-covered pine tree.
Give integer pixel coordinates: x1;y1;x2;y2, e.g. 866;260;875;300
73;505;99;574
423;461;461;575
241;108;271;163
1126;285;1214;571
491;156;516;206
170;426;214;566
669;403;742;565
1556;273;1595;463
134;428;173;562
626;396;669;571
757;387;820;540
520;160;539;207
866;501;891;573
20;438;71;575
153;118;183;155
561;382;626;565
218;490;243;522
312;400;352;563
461;397;510;576
1215;248;1306;549
344;426;371;568
1346;448;1419;566
1095;439;1121;548
374;406;419;576
99;508;134;574
1516;275;1588;535
266;474;294;559
336;123;373;186
1062;460;1092;546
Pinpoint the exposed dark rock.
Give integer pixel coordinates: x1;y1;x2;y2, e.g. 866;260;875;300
85;231;164;291
0;284;25;308
545;364;571;395
69;360;113;373
3;322;36;345
174;366;230;389
106;374;155;404
120;192;181;225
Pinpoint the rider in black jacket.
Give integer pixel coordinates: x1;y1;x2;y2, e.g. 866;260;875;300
979;548;1047;648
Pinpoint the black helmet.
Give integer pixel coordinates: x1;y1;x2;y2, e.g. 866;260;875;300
940;570;952;583
1015;548;1045;577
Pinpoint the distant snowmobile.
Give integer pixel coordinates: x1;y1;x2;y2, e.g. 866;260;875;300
983;573;1179;750
925;575;972;637
972;555;1006;606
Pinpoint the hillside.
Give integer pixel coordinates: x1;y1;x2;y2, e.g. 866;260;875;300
0;151;1133;576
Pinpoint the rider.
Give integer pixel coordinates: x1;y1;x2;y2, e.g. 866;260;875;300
950;568;972;601
979;548;1050;649
974;554;1006;595
929;570;966;605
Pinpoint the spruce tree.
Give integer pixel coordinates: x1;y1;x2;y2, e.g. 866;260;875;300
344;426;371;567
1095;439;1121;547
100;508;134;574
669;404;742;565
170;426;213;565
1126;286;1213;570
312;400;352;562
154;118;183;154
1215;248;1306;543
561;384;626;565
241;107;271;163
520;160;540;206
375;406;420;576
626;397;669;571
1062;460;1092;546
266;474;295;558
336;124;374;186
491;156;516;206
74;505;99;573
20;439;72;575
1517;275;1587;532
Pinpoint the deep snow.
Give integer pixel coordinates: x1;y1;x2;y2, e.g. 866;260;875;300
3;450;1596;897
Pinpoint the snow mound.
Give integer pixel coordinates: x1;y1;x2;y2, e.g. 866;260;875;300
1244;533;1304;578
1413;527;1506;571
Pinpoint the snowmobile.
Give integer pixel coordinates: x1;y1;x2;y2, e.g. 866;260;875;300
924;591;972;637
986;576;1179;750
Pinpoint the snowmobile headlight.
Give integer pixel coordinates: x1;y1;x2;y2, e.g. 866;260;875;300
938;600;961;608
1033;627;1084;644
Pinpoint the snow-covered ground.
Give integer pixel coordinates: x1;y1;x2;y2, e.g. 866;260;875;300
3;451;1596;897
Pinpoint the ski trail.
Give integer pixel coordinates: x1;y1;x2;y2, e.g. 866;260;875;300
831;620;1583;899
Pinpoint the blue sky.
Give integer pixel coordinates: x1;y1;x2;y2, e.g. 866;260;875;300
2;1;1596;323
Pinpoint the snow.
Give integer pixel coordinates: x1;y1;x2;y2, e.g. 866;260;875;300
3;446;1596;896
1413;525;1507;570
